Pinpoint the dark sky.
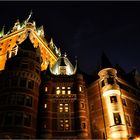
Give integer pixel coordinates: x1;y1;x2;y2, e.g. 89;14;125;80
1;1;140;75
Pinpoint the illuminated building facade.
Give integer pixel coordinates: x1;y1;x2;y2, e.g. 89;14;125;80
0;15;140;139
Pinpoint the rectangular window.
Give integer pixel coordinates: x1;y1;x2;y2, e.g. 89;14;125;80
15;112;23;125
101;80;105;87
79;86;82;92
62;90;65;95
24;114;31;127
56;89;60;95
113;113;122;125
110;96;117;103
62;87;65;89
45;87;48;92
60;119;64;130
20;78;27;88
81;122;86;129
67;90;71;94
4;112;13;125
107;77;114;84
11;77;18;87
125;115;131;126
8;94;16;105
44;103;47;109
81;103;85;109
65;119;69;130
59;119;70;131
122;98;127;106
59;104;63;112
28;80;34;89
64;104;69;112
17;94;25;105
25;96;32;107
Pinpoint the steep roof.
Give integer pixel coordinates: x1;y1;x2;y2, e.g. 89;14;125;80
19;36;35;52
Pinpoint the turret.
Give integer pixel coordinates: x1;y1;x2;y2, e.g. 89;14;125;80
98;65;128;139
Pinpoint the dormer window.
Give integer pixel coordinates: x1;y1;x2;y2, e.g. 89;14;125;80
59;66;66;75
107;77;114;85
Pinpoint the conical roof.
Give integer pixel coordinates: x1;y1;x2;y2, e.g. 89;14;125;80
50;55;76;75
100;52;112;69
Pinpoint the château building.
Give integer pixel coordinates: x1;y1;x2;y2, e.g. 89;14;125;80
0;14;140;139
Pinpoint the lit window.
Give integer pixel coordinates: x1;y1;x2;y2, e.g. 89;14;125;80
56;87;60;89
79;86;82;92
59;104;63;112
44;103;47;109
64;104;69;112
67;90;71;94
60;119;64;130
81;122;86;129
81;103;85;109
110;96;117;103
45;87;48;92
56;90;60;95
67;87;71;89
62;87;65;89
62;90;65;95
65;119;69;130
113;113;122;125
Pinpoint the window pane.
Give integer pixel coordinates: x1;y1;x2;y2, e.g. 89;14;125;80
122;98;127;106
110;96;117;103
24;114;31;127
28;80;34;89
113;113;122;125
4;112;13;125
107;77;114;84
17;94;25;105
25;96;32;107
15;112;23;125
20;78;27;88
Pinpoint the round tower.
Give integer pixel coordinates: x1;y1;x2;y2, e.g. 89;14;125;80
75;73;91;139
0;37;41;139
98;68;128;139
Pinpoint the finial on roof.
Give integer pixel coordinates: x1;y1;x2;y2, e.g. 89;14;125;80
25;10;33;24
0;25;5;37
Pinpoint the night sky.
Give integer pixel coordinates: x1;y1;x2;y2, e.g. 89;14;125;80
1;1;140;75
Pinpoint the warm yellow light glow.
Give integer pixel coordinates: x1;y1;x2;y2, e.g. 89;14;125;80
67;90;71;94
62;90;65;94
56;89;60;95
44;103;47;108
79;86;82;92
67;87;71;89
56;87;60;89
135;136;140;140
62;87;65;89
45;87;47;92
103;89;120;97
